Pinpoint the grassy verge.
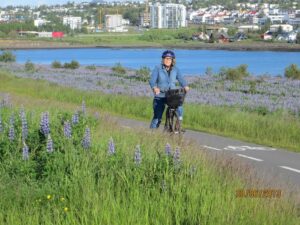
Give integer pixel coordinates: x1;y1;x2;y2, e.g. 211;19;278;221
0;99;299;224
0;71;299;152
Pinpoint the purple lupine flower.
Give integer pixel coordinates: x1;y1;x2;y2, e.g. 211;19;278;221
165;143;172;156
22;142;29;160
82;127;91;150
72;111;79;125
40;112;50;137
46;134;54;153
9;114;14;126
108;137;115;155
8;114;15;141
173;147;181;165
82;100;86;115
134;145;142;165
63;121;72;139
20;108;28;141
94;112;100;120
0;114;2;133
9;126;15;142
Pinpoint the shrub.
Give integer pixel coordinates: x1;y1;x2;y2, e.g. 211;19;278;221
296;33;300;44
51;61;62;69
63;60;80;69
24;60;35;72
0;51;16;62
284;64;300;80
112;63;126;75
219;64;250;80
135;66;150;82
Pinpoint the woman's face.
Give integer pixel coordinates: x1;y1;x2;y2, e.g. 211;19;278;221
163;57;172;67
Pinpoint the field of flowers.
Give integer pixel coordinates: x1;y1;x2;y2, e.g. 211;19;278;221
1;62;300;116
0;96;299;224
0;67;299;152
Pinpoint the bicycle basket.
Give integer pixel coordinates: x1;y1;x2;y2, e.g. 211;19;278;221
165;89;185;108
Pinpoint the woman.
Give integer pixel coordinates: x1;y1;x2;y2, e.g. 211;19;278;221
149;50;189;129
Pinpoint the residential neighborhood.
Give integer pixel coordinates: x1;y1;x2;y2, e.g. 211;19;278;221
0;0;299;43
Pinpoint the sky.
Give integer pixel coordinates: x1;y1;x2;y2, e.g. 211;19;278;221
0;0;92;7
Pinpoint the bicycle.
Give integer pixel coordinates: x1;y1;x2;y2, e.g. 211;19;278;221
164;88;186;134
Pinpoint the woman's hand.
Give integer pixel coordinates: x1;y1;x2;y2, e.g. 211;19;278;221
153;87;160;95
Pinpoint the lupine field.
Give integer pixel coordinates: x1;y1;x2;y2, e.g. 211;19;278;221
2;62;300;115
1;63;300;151
0;96;299;225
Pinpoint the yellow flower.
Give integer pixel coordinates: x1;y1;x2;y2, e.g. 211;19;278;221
60;197;65;202
47;195;52;200
64;207;68;212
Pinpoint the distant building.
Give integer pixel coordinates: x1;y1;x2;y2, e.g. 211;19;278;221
105;14;127;32
238;25;260;32
34;19;49;27
63;16;82;30
270;24;293;32
150;3;186;29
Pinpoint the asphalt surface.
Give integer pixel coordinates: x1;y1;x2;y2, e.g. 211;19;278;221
115;116;300;200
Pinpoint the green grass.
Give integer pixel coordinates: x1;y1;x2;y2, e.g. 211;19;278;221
0;71;299;152
0;102;298;224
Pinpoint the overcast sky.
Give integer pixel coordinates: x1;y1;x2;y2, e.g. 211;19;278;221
0;0;91;7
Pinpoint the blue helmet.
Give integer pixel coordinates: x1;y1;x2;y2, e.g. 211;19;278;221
162;50;175;59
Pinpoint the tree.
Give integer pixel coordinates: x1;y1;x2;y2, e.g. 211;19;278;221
285;64;300;80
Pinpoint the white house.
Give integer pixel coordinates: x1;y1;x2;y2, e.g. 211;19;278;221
238;25;260;32
34;18;49;27
63;16;82;30
270;24;293;33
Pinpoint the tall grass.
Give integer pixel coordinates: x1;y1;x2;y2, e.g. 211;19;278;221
0;71;299;152
0;103;298;224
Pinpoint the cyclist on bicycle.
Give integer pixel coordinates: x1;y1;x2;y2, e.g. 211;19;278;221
149;50;190;129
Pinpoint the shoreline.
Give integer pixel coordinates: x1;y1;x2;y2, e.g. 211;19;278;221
1;39;300;52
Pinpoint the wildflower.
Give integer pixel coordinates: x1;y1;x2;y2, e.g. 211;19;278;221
63;120;72;138
82;100;86;115
72;111;79;125
60;197;65;202
46;134;54;153
82;127;91;150
47;195;52;200
173;147;181;166
8;126;15;142
0;114;2;133
64;207;68;212
22;142;29;160
134;145;142;165
20;108;28;141
9;114;14;126
165;143;172;156
94;112;100;120
108;137;115;155
40;112;50;137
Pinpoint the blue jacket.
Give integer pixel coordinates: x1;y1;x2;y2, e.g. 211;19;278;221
149;64;188;98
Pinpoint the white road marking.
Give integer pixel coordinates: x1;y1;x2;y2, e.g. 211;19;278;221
240;146;276;151
224;145;276;151
202;145;222;151
279;166;300;174
237;154;264;162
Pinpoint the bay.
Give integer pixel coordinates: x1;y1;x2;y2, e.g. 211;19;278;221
9;48;300;76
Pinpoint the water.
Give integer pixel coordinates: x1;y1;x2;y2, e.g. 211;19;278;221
8;48;300;76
